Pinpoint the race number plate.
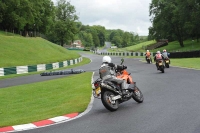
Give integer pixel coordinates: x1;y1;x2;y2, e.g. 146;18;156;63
166;61;169;63
159;63;162;66
95;87;101;95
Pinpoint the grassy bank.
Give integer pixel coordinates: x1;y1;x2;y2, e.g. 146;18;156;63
106;38;200;53
107;40;156;52
0;72;93;127
0;34;80;68
153;40;200;52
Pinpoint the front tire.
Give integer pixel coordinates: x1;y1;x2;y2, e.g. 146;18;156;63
101;90;119;111
132;86;144;103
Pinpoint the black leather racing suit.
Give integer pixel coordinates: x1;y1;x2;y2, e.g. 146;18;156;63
99;62;127;90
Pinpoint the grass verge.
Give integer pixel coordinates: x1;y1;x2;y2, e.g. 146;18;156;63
170;58;200;69
0;72;93;127
0;57;91;80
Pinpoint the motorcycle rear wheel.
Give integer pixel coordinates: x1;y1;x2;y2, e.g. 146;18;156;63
159;66;165;73
132;86;144;103
161;66;165;73
101;90;119;111
165;63;169;68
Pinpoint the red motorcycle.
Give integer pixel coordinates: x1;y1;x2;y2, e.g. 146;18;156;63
92;58;144;111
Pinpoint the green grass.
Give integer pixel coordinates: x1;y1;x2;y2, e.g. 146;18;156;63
0;31;22;36
122;40;156;52
0;72;93;127
107;40;156;52
147;39;200;53
0;34;80;67
108;39;200;53
170;58;200;69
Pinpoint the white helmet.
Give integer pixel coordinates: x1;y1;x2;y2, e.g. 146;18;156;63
157;51;160;54
147;50;149;52
102;56;111;63
163;49;166;52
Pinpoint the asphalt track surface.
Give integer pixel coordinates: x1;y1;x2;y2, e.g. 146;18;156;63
1;52;200;133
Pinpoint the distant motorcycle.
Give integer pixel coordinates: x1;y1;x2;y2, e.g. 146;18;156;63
164;58;170;68
157;60;165;73
146;56;152;64
92;59;144;112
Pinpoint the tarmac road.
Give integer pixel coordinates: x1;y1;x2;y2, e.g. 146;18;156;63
2;53;200;133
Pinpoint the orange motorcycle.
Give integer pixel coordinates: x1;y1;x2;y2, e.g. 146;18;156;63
146;55;152;64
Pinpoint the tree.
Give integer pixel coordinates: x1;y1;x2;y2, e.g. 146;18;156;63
92;25;106;47
0;1;6;23
90;27;100;47
149;0;186;47
112;36;122;48
54;0;79;46
122;32;131;47
0;0;55;37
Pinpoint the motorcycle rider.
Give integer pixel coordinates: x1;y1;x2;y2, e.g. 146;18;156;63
99;56;128;95
154;51;164;70
162;49;170;64
145;50;152;62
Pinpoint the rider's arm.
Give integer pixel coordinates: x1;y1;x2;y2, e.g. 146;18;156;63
116;65;127;70
108;63;115;67
108;63;127;70
161;54;164;59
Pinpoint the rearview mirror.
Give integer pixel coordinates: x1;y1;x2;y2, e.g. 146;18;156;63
121;58;124;65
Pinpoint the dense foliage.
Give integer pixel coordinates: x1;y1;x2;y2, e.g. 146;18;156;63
0;0;145;48
0;0;55;37
149;0;200;47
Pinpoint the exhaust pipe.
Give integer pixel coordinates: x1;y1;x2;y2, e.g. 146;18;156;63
101;83;122;100
101;83;119;93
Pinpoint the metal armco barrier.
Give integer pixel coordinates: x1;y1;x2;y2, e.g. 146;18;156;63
40;69;85;76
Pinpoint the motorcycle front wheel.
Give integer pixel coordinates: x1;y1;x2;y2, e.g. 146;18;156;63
101;90;119;111
132;86;144;103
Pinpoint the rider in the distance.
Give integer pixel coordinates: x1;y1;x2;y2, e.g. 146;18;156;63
154;51;164;70
145;50;152;63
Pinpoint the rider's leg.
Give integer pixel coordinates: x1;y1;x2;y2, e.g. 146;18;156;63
156;61;159;70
